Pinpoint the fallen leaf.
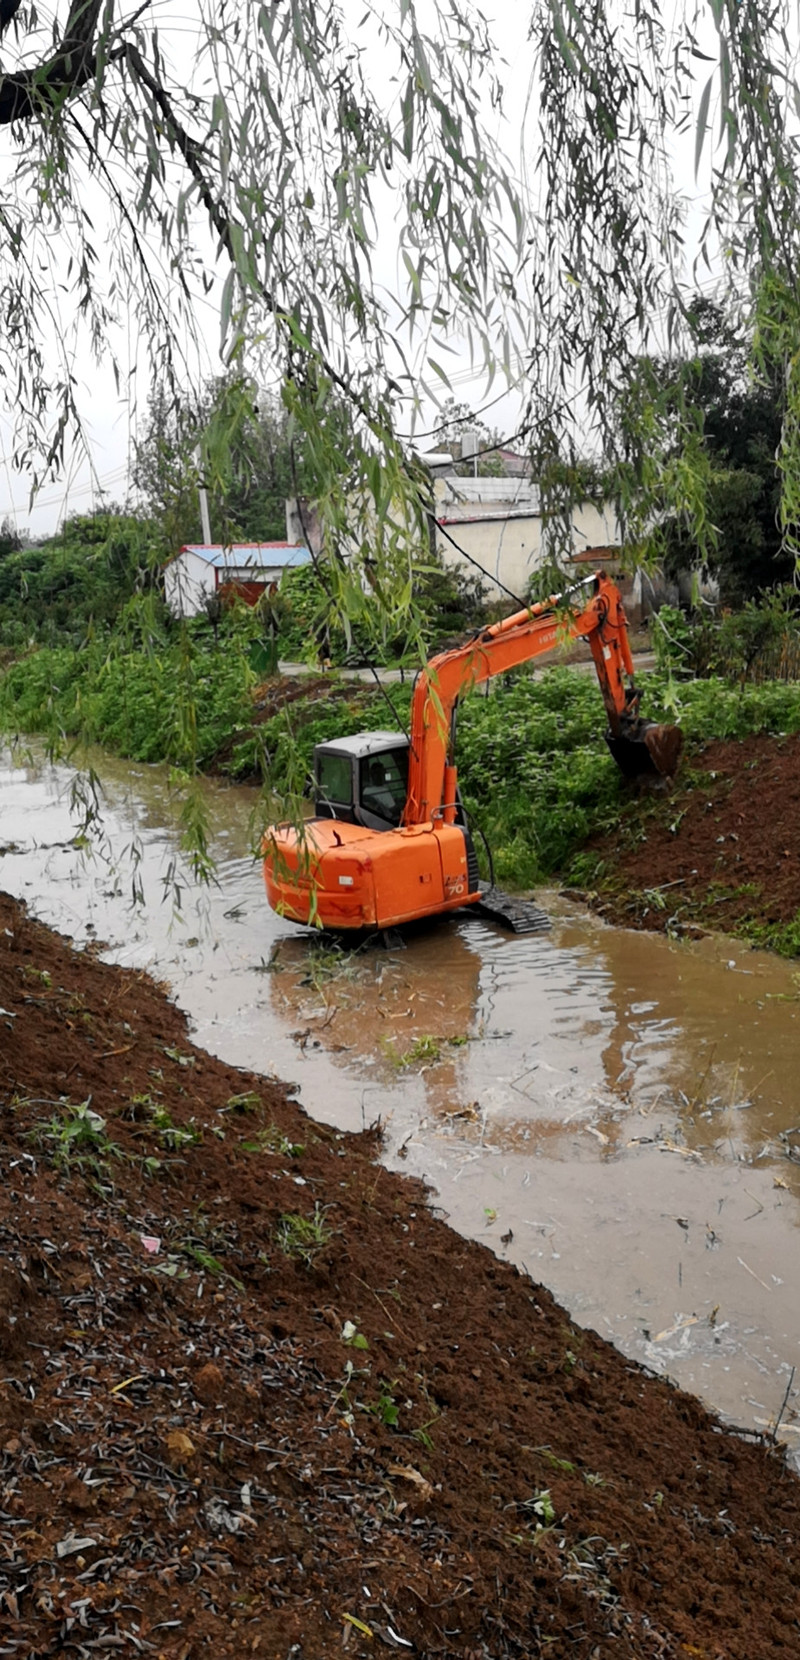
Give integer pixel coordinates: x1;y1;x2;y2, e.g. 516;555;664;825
652;1315;699;1343
109;1373;146;1396
387;1464;433;1501
56;1534;98;1560
342;1613;373;1639
165;1429;196;1464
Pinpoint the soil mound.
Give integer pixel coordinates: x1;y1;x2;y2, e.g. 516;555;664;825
589;732;800;946
2;889;800;1656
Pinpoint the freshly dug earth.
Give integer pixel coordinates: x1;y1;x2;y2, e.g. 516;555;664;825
587;732;800;949
2;892;800;1659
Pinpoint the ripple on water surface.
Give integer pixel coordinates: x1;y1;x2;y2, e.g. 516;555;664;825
2;744;800;1446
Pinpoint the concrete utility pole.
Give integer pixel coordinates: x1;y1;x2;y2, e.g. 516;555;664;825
461;428;479;482
194;446;212;544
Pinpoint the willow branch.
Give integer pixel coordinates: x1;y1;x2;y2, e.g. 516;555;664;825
0;0;104;124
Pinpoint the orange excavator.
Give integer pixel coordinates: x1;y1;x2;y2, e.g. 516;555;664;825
263;571;682;933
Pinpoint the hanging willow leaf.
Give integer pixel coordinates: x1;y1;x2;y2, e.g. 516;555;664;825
695;73;714;178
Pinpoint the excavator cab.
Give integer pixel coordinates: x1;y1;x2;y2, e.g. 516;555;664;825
315;733;411;832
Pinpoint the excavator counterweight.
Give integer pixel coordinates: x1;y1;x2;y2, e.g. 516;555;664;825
263;573;682;932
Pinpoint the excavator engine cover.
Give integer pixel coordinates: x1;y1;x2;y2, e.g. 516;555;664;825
606;720;683;780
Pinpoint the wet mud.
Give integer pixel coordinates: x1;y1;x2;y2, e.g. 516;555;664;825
3;888;800;1658
590;730;800;939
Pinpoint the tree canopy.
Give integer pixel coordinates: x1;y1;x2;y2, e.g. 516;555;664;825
132;379;315;552
2;1;800;614
649;299;791;602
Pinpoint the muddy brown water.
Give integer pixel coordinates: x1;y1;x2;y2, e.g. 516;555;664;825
3;744;800;1454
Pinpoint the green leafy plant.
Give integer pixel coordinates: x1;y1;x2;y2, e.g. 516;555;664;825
276;1203;332;1267
371;1387;400;1429
241;1124;305;1158
387;1034;442;1069
127;1093;201;1151
524;1488;556;1527
341;1321;369;1351
224;1091;262;1115
27;1099;122;1182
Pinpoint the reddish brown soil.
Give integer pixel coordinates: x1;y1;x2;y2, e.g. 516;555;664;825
2;890;800;1658
588;732;800;943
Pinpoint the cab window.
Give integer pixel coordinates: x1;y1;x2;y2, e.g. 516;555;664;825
359;748;408;825
317;751;353;809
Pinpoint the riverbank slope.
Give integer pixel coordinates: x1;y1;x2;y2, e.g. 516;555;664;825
582;730;800;956
2;888;799;1657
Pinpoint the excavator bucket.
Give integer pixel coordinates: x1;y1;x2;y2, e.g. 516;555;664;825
606;720;683;781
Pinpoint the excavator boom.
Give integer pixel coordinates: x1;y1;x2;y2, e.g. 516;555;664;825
403;571;678;824
263;571;681;932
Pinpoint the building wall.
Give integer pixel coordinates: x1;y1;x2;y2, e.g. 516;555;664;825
164;550;215;618
435;500;622;599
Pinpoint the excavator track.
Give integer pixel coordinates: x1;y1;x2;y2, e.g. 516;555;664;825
471;883;552;935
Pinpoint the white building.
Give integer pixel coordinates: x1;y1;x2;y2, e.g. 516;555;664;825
433;476;622;601
164;543;311;619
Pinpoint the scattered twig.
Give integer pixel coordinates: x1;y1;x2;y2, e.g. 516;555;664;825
771;1366;796;1446
737;1256;771;1292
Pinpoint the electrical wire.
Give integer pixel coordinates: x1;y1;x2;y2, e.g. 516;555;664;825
433;516;526;609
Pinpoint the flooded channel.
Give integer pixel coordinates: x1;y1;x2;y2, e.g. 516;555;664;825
2;743;800;1453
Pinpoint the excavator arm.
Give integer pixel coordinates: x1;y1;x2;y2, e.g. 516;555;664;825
403;571;680;826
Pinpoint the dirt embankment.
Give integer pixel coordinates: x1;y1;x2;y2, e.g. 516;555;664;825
2;889;800;1658
586;732;800;950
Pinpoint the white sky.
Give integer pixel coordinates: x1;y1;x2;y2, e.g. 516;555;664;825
0;1;717;539
0;2;537;539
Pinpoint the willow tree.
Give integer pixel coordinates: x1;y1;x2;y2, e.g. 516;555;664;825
526;0;800;578
0;0;525;661
4;1;800;605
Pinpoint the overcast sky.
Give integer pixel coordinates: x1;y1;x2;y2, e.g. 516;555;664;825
0;2;538;539
0;1;715;540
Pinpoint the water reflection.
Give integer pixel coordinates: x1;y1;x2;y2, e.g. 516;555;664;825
2;743;800;1442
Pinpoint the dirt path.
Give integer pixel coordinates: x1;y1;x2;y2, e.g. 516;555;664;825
2;888;800;1658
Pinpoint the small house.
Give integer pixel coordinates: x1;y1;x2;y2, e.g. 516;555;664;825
164;543;311;619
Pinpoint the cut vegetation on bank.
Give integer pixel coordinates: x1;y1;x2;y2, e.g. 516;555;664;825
2;888;800;1658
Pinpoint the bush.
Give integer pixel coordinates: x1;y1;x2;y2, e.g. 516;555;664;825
651;589;800;685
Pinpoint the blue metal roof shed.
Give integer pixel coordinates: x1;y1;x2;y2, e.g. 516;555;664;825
164;541;312;618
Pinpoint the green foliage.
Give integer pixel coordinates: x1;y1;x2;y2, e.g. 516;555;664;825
240;1125;305;1158
738;912;800;960
273;565;350;665
647;300;792;602
526;1489;556;1527
134;377;318;551
276;1204;332;1267
273;549;487;668
27;1099;122;1183
0;512;165;648
0;516;22;561
370;1387;400;1429
651;605;700;679
652;591;800;685
637;672;800;746
0;607;257;768
141;1100;202;1152
455;669;623;886
391;1035;443;1068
